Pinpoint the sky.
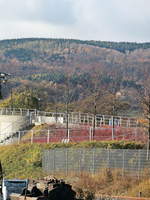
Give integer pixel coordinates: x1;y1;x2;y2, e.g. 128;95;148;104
0;0;150;42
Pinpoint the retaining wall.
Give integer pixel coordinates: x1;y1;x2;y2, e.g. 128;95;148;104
0;115;30;142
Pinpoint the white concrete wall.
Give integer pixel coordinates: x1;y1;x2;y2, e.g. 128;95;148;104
34;116;64;125
0;115;30;142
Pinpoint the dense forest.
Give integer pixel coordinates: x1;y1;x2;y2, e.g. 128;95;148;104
0;38;150;116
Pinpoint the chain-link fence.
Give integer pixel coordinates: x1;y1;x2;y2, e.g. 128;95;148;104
42;148;150;177
3;126;146;145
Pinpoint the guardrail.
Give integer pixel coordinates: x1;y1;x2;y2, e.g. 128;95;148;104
0;107;139;128
33;111;138;128
0;108;37;116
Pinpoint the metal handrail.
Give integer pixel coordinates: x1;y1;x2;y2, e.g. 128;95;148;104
0;107;138;128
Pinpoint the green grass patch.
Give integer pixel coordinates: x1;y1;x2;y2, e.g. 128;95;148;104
0;141;144;179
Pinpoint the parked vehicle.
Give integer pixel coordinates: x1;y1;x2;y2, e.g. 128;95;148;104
2;179;28;200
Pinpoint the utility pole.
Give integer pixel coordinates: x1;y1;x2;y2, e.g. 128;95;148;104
55;106;58;123
66;100;69;138
112;105;115;140
65;78;70;139
112;92;121;140
93;95;97;138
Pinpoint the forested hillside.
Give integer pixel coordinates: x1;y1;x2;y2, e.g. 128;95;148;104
0;38;150;115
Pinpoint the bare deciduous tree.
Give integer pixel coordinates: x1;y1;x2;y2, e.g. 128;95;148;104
137;79;150;159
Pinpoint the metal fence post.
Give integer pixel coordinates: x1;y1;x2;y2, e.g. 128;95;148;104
47;130;50;144
67;129;70;140
92;148;95;173
138;150;141;179
53;149;56;173
107;149;110;168
31;130;33;144
134;126;137;141
78;149;81;173
29;112;32;125
122;149;125;176
18;131;21;144
111;116;114;140
91;127;94;141
89;127;92;141
123;128;125;140
66;148;68;175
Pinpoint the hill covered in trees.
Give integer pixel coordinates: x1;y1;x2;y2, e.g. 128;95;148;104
0;38;150;116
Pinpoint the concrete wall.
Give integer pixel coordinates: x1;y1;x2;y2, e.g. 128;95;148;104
34;116;64;125
0;115;30;142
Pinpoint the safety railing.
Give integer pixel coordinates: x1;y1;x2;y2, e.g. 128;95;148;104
0;107;139;128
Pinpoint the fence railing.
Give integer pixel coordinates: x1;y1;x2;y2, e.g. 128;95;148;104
42;148;150;177
2;126;146;145
34;112;138;128
0;107;37;116
0;107;138;128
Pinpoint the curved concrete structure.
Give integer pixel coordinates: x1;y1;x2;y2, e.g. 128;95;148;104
0;115;30;142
